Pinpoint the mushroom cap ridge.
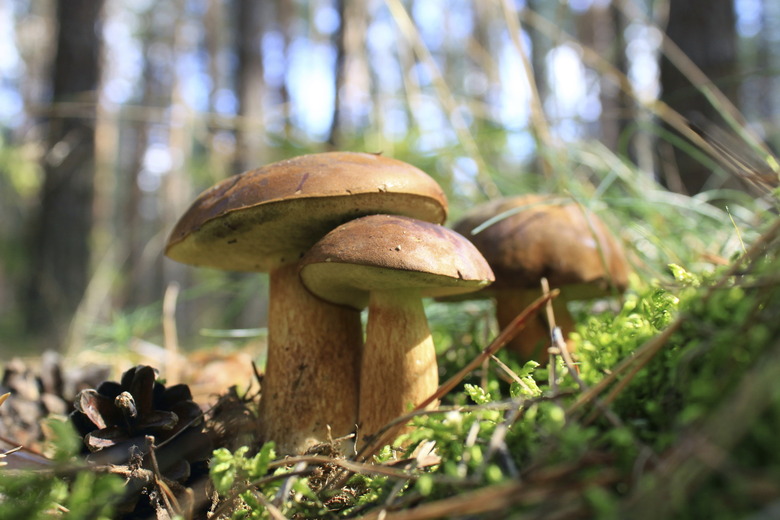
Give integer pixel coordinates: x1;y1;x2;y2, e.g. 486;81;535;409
165;152;448;272
299;214;495;310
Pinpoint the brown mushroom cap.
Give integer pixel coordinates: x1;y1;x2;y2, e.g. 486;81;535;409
165;152;448;271
299;214;495;308
452;194;629;299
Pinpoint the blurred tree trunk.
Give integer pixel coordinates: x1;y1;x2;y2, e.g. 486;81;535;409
327;0;345;149
119;6;176;310
659;0;739;194
25;0;104;347
234;0;268;171
526;0;549;119
336;0;369;147
759;0;780;143
277;0;294;140
578;3;630;151
204;0;235;180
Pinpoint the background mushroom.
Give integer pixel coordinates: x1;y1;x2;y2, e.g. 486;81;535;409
451;194;630;362
165;152;447;454
298;214;494;447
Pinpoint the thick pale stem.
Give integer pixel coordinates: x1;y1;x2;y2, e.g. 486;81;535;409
258;262;362;454
358;290;439;448
494;290;575;363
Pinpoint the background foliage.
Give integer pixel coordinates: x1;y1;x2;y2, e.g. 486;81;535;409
0;0;776;354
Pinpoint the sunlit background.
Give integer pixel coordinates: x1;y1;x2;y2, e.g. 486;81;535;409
0;0;776;355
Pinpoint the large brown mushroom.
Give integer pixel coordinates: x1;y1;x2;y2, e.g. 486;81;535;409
451;194;630;362
165;152;447;454
299;214;494;446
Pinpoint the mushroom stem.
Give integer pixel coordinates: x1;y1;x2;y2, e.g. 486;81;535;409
358;290;439;448
258;262;362;454
494;290;575;363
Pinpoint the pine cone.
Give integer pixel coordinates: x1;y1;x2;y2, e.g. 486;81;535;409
70;365;212;483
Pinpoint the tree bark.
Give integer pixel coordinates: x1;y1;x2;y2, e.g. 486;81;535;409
327;0;346;149
659;0;739;194
577;3;630;151
26;0;104;346
234;0;268;171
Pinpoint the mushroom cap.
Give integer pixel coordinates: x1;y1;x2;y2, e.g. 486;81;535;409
165;152;448;272
453;194;629;299
299;214;495;310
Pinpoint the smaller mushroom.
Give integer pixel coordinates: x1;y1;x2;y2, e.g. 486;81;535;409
299;214;494;446
451;195;630;362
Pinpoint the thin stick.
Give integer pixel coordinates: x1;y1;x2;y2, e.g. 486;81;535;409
490;354;533;395
146;436;182;517
554;327;579;377
541;278;558;391
273;461;307;508
356;480;524;520
251;490;288;520
162;282;181;385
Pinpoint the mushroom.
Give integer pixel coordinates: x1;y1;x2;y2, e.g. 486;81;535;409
298;214;494;446
165;152;447;454
451;194;630;362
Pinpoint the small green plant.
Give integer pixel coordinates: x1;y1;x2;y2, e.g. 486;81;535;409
0;418;124;520
210;442;334;519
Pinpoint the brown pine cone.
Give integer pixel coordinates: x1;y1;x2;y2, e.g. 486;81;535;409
70;365;212;483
